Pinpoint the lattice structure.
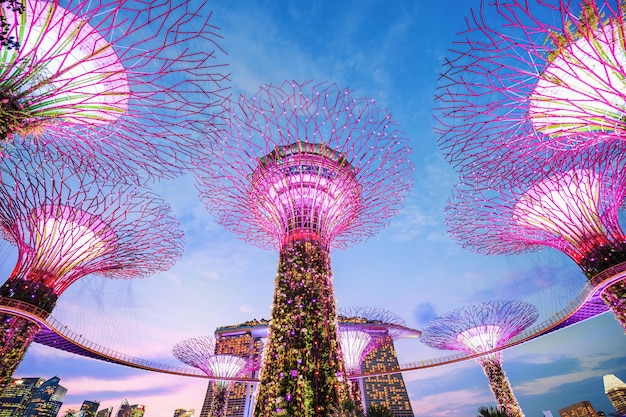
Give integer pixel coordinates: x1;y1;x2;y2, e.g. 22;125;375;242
0;142;184;387
446;141;626;329
196;80;413;417
420;300;538;417
337;307;420;411
0;0;228;179
173;335;255;417
435;0;626;176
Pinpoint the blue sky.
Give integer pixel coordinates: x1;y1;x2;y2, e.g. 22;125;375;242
10;1;626;416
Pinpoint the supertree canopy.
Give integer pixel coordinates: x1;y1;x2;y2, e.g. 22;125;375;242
173;335;255;417
337;307;420;410
0;141;184;386
196;80;414;417
435;0;626;176
446;141;626;328
420;300;538;417
0;0;228;179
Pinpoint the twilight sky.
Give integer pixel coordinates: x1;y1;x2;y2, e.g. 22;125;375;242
10;1;626;416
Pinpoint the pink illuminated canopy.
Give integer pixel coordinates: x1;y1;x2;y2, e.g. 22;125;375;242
529;22;626;138
249;141;361;246
3;0;129;127
29;205;117;280
513;169;603;248
339;330;373;373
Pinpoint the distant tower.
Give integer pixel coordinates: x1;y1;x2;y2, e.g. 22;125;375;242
360;338;414;417
604;374;626;416
420;300;539;417
0;377;45;416
0;143;184;386
435;0;626;176
95;407;113;417
173;409;196;417
23;376;67;417
115;399;145;417
559;401;600;417
198;321;268;417
446;142;626;329
337;306;420;415
0;0;227;179
80;400;101;417
196;80;413;416
173;335;256;417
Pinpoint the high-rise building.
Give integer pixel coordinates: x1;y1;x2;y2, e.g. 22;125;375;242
23;376;67;417
174;409;195;417
604;374;626;416
0;377;45;416
115;399;146;417
95;407;113;417
361;336;414;417
559;401;599;417
199;320;267;417
200;319;414;417
79;400;101;417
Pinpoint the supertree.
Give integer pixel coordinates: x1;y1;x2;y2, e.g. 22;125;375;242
173;335;256;417
435;0;626;176
446;141;626;329
0;141;184;386
337;307;420;411
0;0;228;179
420;300;538;417
196;80;414;417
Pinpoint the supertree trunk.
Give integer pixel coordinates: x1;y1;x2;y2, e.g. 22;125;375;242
0;273;58;386
602;281;626;332
349;378;363;411
210;384;230;417
479;357;524;417
0;315;39;387
254;239;349;417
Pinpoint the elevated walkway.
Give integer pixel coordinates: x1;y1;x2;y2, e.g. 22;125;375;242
1;262;624;380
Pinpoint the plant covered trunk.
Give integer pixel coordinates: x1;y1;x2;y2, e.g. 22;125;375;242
254;239;349;417
0;274;58;387
479;357;524;417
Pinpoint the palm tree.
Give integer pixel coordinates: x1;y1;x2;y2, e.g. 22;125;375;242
477;405;510;417
329;398;365;417
60;409;79;417
367;404;395;417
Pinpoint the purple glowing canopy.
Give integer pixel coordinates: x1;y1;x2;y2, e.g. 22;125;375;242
172;335;254;387
197;80;414;250
435;0;626;176
0;0;228;179
420;300;539;359
0;141;184;295
338;306;420;374
445;141;626;278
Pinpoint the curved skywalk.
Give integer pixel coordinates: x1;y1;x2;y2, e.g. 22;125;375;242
1;262;623;380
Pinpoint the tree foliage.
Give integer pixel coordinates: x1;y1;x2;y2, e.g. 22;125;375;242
366;404;395;417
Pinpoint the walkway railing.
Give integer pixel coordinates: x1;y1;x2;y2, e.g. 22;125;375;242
2;262;625;380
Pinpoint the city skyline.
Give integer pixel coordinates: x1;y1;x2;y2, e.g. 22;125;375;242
7;1;626;416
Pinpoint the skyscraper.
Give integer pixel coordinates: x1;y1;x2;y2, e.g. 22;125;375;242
0;377;45;416
23;376;67;417
200;319;414;417
95;407;113;417
80;400;101;417
361;336;414;417
604;374;626;416
559;401;599;417
174;409;195;417
199;320;268;417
